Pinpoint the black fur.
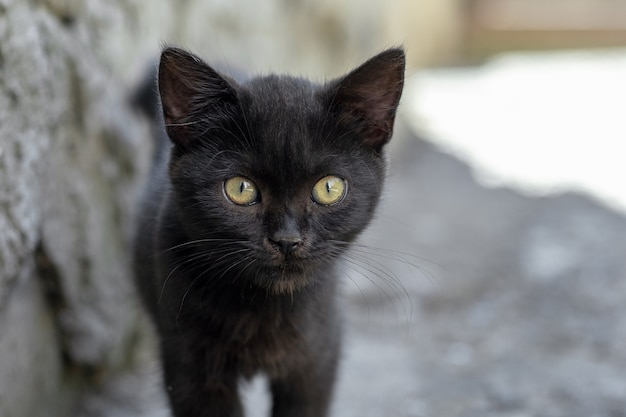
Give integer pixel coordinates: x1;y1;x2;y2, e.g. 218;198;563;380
133;47;405;417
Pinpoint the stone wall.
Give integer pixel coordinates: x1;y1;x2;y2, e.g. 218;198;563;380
0;1;462;415
0;1;154;416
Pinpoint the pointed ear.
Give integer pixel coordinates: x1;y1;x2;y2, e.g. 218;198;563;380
158;47;239;148
327;48;405;152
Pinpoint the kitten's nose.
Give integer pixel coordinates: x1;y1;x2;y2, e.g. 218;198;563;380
269;214;302;255
269;236;302;255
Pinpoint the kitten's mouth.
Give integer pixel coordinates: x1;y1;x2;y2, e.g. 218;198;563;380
264;243;309;270
254;259;313;295
246;240;319;294
267;258;308;277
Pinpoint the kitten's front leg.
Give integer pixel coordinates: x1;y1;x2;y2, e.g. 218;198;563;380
161;336;244;417
269;350;339;417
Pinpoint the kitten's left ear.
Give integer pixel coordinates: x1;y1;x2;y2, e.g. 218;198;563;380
326;48;405;153
158;47;239;148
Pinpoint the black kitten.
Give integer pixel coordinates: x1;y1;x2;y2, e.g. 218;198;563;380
133;46;405;417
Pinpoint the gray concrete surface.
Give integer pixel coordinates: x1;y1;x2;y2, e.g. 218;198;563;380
81;121;626;417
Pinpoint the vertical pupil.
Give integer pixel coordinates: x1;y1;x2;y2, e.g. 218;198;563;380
239;181;245;194
326;181;331;194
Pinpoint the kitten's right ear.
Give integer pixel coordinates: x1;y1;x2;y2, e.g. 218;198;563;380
325;48;405;153
158;47;239;148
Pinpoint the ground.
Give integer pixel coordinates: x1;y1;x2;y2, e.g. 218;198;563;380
325;131;626;417
81;122;626;417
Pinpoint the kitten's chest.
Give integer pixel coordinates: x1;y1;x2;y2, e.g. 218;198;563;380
213;302;313;378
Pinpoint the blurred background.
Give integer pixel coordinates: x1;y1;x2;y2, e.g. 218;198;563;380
1;0;625;416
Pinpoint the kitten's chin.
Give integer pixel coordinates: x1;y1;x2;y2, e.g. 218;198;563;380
253;265;312;296
265;277;308;296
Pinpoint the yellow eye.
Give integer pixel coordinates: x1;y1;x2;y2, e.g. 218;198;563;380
312;176;346;206
223;176;259;205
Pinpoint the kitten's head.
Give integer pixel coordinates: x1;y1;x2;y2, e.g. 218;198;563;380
158;47;405;295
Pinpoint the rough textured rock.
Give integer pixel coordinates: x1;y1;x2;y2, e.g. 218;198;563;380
0;1;150;415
